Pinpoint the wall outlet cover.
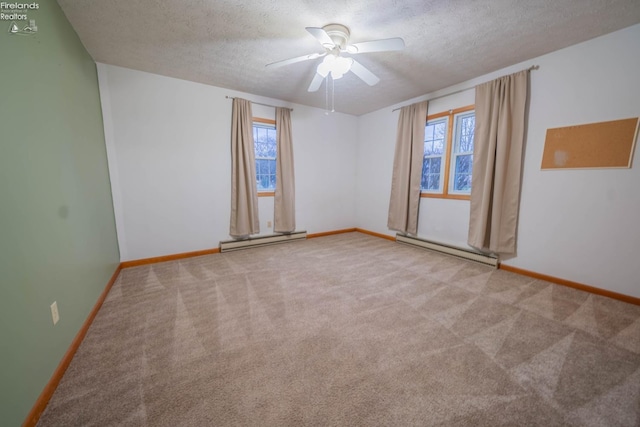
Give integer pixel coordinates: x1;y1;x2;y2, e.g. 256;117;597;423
50;301;60;325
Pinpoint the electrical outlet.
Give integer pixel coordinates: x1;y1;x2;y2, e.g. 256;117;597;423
50;301;59;325
267;220;272;228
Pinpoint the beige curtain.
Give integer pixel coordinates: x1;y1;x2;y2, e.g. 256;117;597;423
468;70;529;254
387;101;428;235
274;107;295;233
230;98;260;238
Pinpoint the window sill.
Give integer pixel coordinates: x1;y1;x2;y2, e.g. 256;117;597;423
258;191;275;197
421;193;470;201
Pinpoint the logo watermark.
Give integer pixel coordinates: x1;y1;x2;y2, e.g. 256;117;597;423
2;2;38;34
1;2;38;20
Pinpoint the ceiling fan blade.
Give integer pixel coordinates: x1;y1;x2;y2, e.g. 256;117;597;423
350;59;380;86
307;72;325;92
306;27;335;48
346;37;405;54
266;52;325;69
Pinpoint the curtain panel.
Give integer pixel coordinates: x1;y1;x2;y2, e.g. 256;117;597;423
274;107;296;233
387;100;428;235
230;98;260;238
468;70;529;254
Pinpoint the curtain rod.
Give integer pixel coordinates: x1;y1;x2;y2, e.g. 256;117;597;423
225;96;293;111
391;65;539;112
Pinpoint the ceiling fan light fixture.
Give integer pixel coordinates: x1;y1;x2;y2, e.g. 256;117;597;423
330;57;353;79
316;56;332;77
317;55;353;80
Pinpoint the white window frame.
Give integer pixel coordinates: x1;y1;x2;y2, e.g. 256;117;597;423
421;117;449;194
448;110;475;196
253;118;277;195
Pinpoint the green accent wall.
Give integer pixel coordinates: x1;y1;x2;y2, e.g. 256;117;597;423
0;2;120;425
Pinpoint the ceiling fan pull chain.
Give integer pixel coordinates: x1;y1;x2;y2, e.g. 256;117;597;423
325;75;329;114
331;77;335;113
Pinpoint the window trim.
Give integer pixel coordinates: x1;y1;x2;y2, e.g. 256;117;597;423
253;117;276;197
420;105;474;201
254;117;275;125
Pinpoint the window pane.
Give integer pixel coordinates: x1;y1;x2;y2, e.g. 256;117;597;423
453;154;473;192
430;157;442;174
259;175;270;190
454;113;475;154
255;160;277;190
428;174;440;190
421;157;441;191
265;129;277;157
424;120;447;156
254;125;277;158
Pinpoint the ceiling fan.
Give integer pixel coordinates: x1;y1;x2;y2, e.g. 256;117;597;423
266;24;405;92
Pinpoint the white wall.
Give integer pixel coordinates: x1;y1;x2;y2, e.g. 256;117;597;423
356;24;640;298
98;64;358;261
514;24;640;298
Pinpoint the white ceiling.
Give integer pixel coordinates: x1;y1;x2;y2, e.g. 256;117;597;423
57;0;640;116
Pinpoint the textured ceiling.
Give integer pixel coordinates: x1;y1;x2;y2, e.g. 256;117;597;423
57;0;640;116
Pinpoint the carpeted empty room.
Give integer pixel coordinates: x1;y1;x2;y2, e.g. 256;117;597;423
38;233;640;426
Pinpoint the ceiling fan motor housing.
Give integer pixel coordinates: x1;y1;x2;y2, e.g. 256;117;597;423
322;23;350;50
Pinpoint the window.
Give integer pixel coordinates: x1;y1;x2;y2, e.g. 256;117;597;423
253;118;276;195
421;106;475;199
422;118;448;193
450;111;475;194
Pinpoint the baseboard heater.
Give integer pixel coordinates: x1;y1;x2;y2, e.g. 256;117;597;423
396;234;498;268
220;231;307;253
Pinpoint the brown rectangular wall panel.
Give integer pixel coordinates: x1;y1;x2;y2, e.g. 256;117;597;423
541;118;638;169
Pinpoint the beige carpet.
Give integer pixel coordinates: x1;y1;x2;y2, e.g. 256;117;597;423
38;232;640;426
